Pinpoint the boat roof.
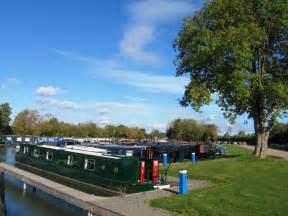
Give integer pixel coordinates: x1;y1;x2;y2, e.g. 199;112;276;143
37;144;120;159
65;145;107;153
96;144;148;149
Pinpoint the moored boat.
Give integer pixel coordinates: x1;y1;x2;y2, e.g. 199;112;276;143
15;143;163;193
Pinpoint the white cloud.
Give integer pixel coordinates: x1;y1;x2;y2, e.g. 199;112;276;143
120;0;195;64
96;116;111;126
129;0;194;23
52;49;188;94
120;26;161;65
0;77;21;90
126;120;167;132
36;97;153;114
50;49;95;63
106;69;188;94
36;86;63;96
123;96;147;102
7;78;21;85
203;114;217;122
36;97;76;109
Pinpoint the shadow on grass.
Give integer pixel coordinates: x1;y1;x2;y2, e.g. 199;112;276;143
197;154;240;161
267;155;283;160
198;154;241;161
219;154;241;159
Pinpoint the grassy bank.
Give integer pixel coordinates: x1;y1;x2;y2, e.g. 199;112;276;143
151;145;288;216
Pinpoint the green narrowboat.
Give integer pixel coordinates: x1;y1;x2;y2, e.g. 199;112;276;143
15;143;160;193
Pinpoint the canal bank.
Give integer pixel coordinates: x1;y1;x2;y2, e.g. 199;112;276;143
0;146;85;216
0;146;209;216
0;162;209;216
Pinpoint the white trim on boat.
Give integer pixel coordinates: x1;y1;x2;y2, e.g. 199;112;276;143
37;144;120;159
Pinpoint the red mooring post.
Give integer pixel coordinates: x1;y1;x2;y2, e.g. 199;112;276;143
139;161;145;184
152;160;159;184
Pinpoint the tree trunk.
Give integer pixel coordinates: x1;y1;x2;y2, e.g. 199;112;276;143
252;85;271;159
254;130;270;158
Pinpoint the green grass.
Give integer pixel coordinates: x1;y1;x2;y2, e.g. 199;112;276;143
151;145;288;216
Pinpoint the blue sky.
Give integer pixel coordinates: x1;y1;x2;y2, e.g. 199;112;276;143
0;0;254;134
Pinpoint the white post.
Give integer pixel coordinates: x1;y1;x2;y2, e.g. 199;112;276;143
23;182;27;191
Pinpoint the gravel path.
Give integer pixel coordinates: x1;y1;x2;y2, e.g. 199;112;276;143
239;145;288;160
97;178;210;216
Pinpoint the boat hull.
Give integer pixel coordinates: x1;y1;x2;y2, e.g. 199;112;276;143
16;144;154;193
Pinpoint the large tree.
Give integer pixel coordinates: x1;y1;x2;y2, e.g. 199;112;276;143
0;103;12;134
175;0;288;158
149;129;166;139
203;124;218;142
167;119;205;142
12;109;40;135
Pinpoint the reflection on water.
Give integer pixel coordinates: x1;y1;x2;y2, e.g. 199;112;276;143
0;146;86;216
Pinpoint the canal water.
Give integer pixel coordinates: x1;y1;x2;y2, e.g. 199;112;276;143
0;146;98;216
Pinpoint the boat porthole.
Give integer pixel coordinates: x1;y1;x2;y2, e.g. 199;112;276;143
114;167;118;173
101;165;105;170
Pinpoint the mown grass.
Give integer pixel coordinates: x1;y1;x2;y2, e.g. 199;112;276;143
151;145;288;216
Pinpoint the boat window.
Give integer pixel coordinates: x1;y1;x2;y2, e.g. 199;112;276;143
84;159;95;171
23;147;29;154
46;151;53;161
34;149;40;158
16;145;20;153
114;167;119;173
67;155;73;166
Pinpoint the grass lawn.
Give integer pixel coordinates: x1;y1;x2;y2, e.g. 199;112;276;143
151;145;288;216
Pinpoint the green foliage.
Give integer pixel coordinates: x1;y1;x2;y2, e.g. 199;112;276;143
148;129;166;139
78;122;101;137
269;122;288;144
12;109;40;135
103;125;118;137
238;130;246;137
167;118;218;142
151;145;288;215
127;127;146;139
102;124;146;139
12;109;147;138
203;124;218;141
0;103;12;134
219;132;255;143
175;0;288;129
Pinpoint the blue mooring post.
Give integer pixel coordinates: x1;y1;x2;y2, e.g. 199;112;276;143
223;145;227;155
162;153;168;166
192;152;196;163
216;143;220;152
179;169;188;195
219;144;222;155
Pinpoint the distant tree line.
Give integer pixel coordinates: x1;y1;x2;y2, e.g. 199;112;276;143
166;119;218;142
1;105;218;141
269;123;288;144
218;130;255;144
218;123;288;145
2;103;287;144
12;109;148;139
